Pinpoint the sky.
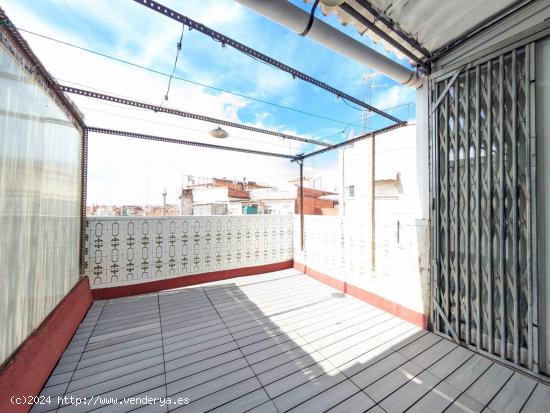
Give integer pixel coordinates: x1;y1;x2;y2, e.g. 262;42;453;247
2;0;416;205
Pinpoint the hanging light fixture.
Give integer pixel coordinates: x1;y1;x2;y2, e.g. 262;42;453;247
209;126;229;139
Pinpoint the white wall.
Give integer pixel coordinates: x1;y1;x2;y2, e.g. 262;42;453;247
259;200;295;215
250;187;297;200
294;124;431;315
339;125;425;220
338;135;373;217
191;187;228;203
0;44;82;363
293;214;428;314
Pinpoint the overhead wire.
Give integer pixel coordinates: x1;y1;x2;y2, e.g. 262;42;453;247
0;22;414;150
61;77;412;147
131;0;403;124
79;102;306;152
340;97;364;112
6;23;360;127
317;101;415;141
56;79;329;148
64;78;412;147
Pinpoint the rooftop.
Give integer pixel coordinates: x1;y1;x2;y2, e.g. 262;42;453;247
2;1;550;412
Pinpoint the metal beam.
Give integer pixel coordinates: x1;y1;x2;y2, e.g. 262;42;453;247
511;49;519;365
339;3;426;68
371;134;376;271
80;129;88;276
0;7;85;129
431;78;440;335
453;73;460;341
526;42;538;373
498;54;506;360
487;59;495;354
465;70;471;345
86;127;296;159
475;65;481;350
353;0;431;59
444;90;451;334
61;85;332;148
298;159;305;251
132;0;405;125
295;123;405;161
431;66;467;113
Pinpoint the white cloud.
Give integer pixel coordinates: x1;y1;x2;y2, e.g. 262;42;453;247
1;0;307;205
255;67;297;98
372;85;416;111
2;0;414;205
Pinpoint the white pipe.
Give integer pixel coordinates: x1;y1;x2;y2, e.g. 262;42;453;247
235;0;417;86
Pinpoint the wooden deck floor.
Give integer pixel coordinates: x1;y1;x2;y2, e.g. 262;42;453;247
32;269;549;413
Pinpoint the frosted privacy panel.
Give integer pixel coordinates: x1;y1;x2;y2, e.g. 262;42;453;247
0;45;81;363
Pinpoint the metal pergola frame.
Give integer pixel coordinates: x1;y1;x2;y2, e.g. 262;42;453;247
67;84;404;161
351;0;431;63
61;86;332;148
86;127;297;159
1;2;407;280
338;1;429;70
74;86;403;258
132;0;405;126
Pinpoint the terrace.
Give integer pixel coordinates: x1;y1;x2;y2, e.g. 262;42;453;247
30;270;548;412
1;1;550;413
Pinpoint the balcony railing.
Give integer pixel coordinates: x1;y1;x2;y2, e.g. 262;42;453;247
85;215;293;288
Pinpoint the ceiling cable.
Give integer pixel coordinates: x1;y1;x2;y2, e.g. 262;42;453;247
162;24;185;105
299;0;320;36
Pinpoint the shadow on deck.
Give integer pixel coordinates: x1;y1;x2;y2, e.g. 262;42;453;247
31;269;549;413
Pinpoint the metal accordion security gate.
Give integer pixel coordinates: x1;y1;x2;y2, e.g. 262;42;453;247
430;43;539;373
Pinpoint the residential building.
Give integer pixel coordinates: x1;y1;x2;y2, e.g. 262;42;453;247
248;185;337;215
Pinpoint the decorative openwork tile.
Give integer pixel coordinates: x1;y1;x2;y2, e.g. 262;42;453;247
86;215;293;288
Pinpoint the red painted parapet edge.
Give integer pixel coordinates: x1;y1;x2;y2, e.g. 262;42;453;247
294;262;428;330
0;277;93;413
92;260;295;300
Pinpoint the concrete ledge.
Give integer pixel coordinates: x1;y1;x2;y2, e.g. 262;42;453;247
294;262;428;329
0;277;93;413
91;260;295;300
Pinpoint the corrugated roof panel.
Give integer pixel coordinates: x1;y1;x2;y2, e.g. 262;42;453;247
306;0;519;62
368;0;516;51
307;0;422;64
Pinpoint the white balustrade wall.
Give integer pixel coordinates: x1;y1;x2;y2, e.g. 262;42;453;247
293;215;372;277
85;213;429;316
85;215;293;288
294;215;430;315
